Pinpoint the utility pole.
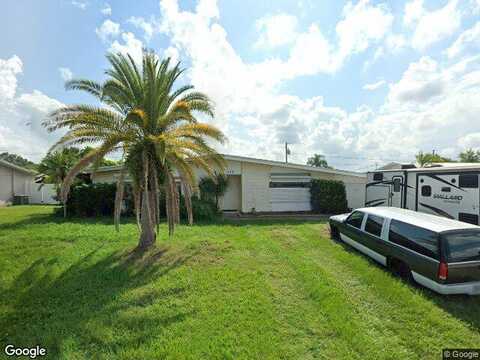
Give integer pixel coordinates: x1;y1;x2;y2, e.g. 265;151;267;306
285;142;288;163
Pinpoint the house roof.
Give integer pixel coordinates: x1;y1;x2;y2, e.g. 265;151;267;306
88;153;366;178
0;159;37;175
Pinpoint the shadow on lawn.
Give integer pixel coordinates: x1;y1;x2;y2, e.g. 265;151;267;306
0;245;198;358
332;237;480;331
0;212;137;230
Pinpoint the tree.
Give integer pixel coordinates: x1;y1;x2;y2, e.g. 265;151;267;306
415;151;451;167
0;152;37;170
199;172;229;208
44;51;225;250
459;148;480;163
307;154;331;168
37;147;117;188
38;148;83;187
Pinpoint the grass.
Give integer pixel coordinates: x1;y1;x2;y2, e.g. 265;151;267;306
0;206;479;359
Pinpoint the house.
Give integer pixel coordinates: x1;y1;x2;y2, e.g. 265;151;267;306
377;162;416;170
88;154;366;213
0;159;37;206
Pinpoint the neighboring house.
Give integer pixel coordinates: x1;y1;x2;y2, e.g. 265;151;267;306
0;159;36;206
378;162;416;170
88;154;366;212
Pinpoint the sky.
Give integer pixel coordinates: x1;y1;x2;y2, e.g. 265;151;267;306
0;0;480;172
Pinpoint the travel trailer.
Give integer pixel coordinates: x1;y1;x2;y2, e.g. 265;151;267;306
365;163;480;225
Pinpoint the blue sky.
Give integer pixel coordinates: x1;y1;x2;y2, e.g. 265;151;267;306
0;0;479;171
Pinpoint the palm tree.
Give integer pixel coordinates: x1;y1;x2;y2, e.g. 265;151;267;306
43;51;226;250
307;154;330;168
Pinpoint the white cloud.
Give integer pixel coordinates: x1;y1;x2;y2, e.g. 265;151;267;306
155;0;480;170
109;32;144;64
95;19;120;42
0;56;63;161
254;14;298;49
388;56;445;105
71;0;88;10
59;67;73;82
128;16;156;42
458;133;480;149
446;22;480;58
336;0;393;58
404;0;461;50
363;80;386;91
164;46;179;64
0;55;22;99
101;3;111;16
404;0;424;26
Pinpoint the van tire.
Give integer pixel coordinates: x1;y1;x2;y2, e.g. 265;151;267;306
389;258;412;282
330;225;340;240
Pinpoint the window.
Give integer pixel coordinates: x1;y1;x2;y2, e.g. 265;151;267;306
373;173;383;181
444;231;480;262
459;174;478;188
388;220;439;259
393;178;401;192
421;185;431;197
441;187;451;192
346;211;364;229
269;182;310;188
365;215;384;237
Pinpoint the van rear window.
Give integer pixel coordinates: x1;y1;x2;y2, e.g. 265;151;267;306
444;232;480;262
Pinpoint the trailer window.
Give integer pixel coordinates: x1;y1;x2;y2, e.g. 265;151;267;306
373;173;383;181
393;178;401;192
444;232;480;262
388;220;439;259
346;211;364;229
459;174;478;188
421;185;431;197
365;215;384;237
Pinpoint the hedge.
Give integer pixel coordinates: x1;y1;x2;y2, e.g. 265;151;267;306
61;183;219;221
310;179;348;214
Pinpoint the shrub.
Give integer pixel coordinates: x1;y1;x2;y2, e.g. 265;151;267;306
60;183;134;217
180;195;219;221
310;179;348;214
61;182;218;221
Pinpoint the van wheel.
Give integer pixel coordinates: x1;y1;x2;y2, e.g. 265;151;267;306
330;225;340;240
389;258;412;282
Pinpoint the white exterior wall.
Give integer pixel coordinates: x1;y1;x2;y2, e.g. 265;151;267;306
241;162;272;212
31;184;58;204
0;164;35;205
89;158;366;212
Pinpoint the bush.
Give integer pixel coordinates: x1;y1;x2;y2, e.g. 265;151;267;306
180;195;219;221
310;179;348;214
60;183;134;217
61;182;218;221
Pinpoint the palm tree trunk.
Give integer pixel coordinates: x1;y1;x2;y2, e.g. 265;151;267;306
137;151;156;249
138;189;156;249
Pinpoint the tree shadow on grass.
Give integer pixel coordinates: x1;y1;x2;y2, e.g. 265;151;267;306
0;245;199;358
331;237;480;332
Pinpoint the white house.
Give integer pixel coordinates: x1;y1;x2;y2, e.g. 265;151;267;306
89;154;366;213
0;159;36;206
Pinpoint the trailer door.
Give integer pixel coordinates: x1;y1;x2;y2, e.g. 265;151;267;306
390;176;404;208
417;173;480;224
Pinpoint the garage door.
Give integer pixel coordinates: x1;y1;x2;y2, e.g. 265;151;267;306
269;174;311;212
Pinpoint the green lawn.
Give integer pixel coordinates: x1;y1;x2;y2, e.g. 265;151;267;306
0;206;479;359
